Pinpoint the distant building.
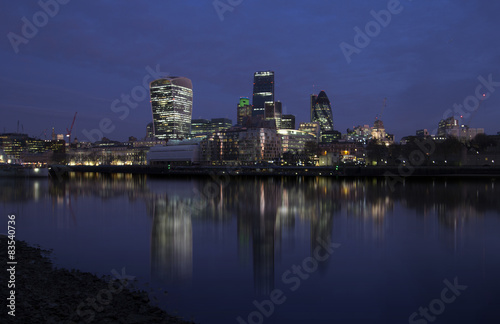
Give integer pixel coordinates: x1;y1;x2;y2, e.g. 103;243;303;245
0;133;61;161
210;118;232;132
278;129;316;154
371;119;394;146
146;122;154;139
310;91;334;141
320;130;342;143
149;77;193;140
437;116;484;142
190;118;232;136
237;97;252;125
346;125;372;144
191;119;211;136
310;94;317;122
281;114;296;130
265;101;282;129
147;141;200;166
416;129;429;137
252;71;274;117
299;122;320;139
238;128;281;164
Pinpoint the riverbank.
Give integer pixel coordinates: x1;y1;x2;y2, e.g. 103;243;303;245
50;165;500;178
0;236;194;324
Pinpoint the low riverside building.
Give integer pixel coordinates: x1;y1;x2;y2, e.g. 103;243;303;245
67;145;148;166
278;129;316;154
147;139;201;166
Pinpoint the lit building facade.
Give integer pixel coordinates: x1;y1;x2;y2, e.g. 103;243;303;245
237;97;252;125
299;122;320;139
278;129;316;154
238;128;281;163
150;77;193;140
191;118;232;137
252;71;274;117
191;119;211;136
281;114;296;130
265;101;282;129
210;118;232;132
437;116;484;142
146;122;154;139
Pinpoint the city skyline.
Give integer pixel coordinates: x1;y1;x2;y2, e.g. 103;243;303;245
1;2;500;142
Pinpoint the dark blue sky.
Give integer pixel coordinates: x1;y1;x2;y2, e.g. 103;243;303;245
1;0;499;141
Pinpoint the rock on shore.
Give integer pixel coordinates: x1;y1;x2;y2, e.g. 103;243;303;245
0;236;195;324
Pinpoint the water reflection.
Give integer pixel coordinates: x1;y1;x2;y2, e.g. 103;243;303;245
2;175;499;295
150;194;193;283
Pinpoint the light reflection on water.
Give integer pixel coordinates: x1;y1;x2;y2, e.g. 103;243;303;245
1;175;500;323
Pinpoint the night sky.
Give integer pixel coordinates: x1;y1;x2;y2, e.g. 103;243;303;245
1;0;499;142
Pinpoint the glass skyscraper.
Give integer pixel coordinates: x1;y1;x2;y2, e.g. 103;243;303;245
149;77;193;140
310;90;334;137
252;71;274;117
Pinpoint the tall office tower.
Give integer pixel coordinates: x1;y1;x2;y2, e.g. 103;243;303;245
252;71;274;117
310;91;334;139
237;97;252;125
265;101;282;129
149;77;193;140
310;94;318;122
281;114;296;130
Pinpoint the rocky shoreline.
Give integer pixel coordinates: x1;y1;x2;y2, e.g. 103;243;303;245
0;236;195;324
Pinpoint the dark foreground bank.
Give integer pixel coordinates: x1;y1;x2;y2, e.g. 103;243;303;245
0;236;195;324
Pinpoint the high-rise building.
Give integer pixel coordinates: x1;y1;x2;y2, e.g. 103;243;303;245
237;97;252;125
281;114;296;130
252;71;274;117
310;91;334;140
265;101;282;129
150;77;193;140
310;94;318;122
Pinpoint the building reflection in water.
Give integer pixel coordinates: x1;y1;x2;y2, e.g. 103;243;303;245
6;175;500;293
150;195;193;283
147;180;199;284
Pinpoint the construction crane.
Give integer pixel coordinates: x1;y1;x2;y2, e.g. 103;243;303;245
37;128;48;139
66;112;78;144
376;98;387;120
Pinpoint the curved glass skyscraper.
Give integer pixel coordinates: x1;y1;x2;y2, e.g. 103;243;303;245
150;77;193;140
310;90;334;136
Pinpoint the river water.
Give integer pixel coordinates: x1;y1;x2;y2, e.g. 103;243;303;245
2;174;500;323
